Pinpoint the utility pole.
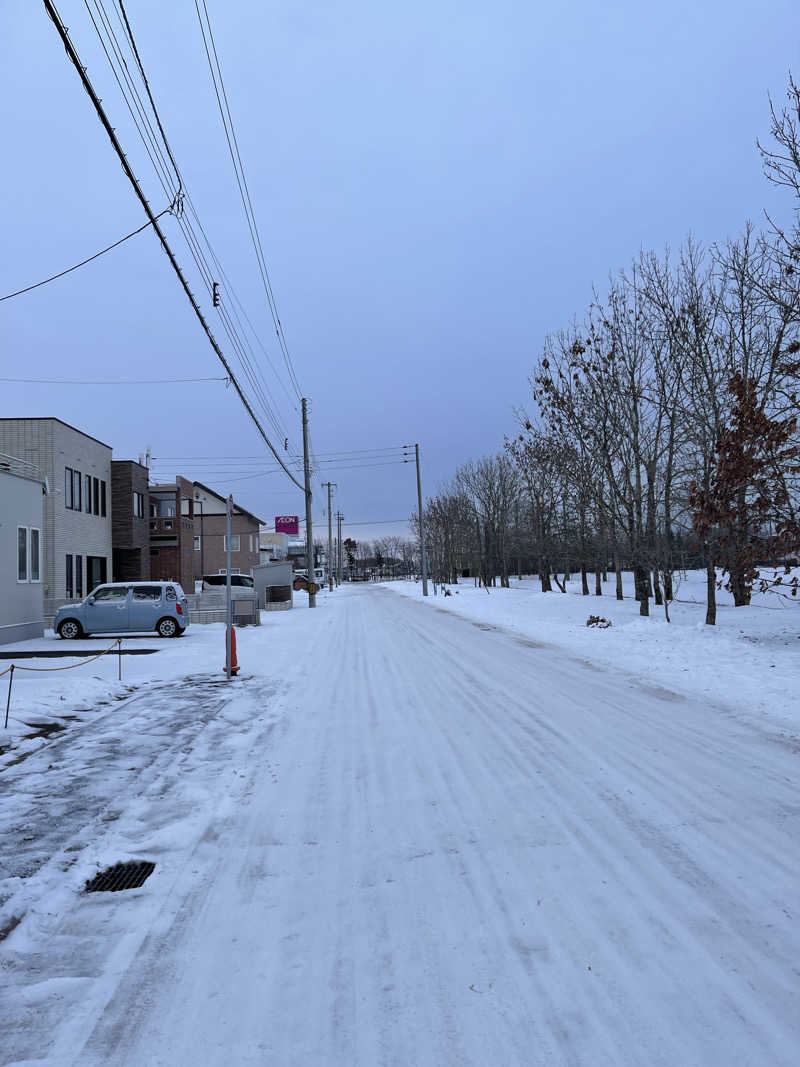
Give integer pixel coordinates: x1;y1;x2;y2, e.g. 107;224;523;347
322;482;336;591
337;512;343;584
415;443;429;596
225;494;233;679
302;398;316;607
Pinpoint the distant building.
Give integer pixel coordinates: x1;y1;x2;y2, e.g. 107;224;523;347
148;475;195;592
259;529;288;564
192;482;263;580
0;418;113;622
111;459;150;582
0;453;46;643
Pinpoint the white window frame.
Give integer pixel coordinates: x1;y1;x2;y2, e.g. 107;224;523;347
29;527;41;582
16;526;41;583
193;535;201;551
17;527;28;582
224;534;241;552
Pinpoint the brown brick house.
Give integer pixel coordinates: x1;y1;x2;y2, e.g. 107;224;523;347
192;482;263;582
148;475;196;591
111;460;150;582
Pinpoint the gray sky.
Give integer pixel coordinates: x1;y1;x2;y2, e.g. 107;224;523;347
2;0;798;543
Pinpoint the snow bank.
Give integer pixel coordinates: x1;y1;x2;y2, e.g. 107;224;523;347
382;570;800;728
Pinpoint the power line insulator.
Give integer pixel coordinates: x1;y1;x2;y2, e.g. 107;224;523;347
212;282;220;307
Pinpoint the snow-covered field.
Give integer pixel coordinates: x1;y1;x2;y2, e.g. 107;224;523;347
1;581;799;1066
384;568;800;729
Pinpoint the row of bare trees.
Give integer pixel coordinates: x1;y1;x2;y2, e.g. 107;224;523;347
414;77;800;623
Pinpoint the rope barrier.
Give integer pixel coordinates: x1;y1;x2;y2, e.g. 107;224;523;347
3;639;123;729
9;638;121;672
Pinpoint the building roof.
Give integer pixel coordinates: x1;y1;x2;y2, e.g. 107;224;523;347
0;417;112;450
192;481;265;525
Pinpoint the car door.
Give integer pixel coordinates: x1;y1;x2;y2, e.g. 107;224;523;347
84;585;131;633
129;585;164;632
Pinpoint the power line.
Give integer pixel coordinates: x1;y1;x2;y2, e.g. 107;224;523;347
192;0;303;400
153;446;409;462
44;0;304;492
85;0;299;452
115;0;299;445
0;206;172;302
1;375;226;385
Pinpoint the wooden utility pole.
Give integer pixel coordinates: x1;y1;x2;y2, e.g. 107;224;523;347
322;482;336;591
337;512;343;584
415;443;428;596
302;398;316;607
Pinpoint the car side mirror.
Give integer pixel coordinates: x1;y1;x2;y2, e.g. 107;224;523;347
87;595;95;605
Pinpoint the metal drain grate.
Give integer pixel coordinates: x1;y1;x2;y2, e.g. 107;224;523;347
85;861;155;893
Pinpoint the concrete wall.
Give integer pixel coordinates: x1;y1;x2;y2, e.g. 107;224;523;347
0;469;45;644
0;419;113;622
253;561;294;611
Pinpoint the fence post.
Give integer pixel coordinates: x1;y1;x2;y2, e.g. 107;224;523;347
4;666;14;729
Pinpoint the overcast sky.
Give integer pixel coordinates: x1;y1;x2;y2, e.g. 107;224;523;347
2;0;798;543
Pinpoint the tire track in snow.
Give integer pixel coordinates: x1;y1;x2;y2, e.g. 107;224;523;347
24;585;800;1067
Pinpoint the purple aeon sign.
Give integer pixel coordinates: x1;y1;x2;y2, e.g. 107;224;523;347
275;515;299;535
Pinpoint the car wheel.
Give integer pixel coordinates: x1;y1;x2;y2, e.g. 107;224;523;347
58;619;82;640
157;617;178;638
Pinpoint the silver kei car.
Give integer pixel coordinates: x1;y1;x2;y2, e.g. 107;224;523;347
54;582;190;639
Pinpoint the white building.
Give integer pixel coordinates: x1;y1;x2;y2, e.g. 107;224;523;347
259;529;288;563
0;454;46;644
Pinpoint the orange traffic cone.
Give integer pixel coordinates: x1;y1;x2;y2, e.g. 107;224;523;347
224;625;240;676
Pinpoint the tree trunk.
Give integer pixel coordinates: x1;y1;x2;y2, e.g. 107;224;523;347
581;564;590;595
594;562;602;596
705;553;717;626
664;569;673;601
729;566;751;607
614;555;624;600
634;563;650;617
539;557;552;592
653;570;663;606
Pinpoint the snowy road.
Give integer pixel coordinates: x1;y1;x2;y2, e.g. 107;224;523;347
4;585;799;1065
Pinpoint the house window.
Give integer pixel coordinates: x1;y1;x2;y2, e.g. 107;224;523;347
30;528;40;582
224;534;240;552
181;498;192;516
65;467;74;509
87;556;107;591
73;469;82;512
164;520;174;530
133;492;145;518
93;478;100;516
17;528;27;581
193;536;201;551
75;554;83;598
66;554;73;599
85;474;92;513
100;480;107;517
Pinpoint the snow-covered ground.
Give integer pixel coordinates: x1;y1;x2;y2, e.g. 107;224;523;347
383;568;800;729
1;582;799;1066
